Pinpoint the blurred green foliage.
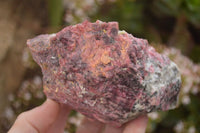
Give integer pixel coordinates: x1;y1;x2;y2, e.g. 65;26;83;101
189;45;200;63
93;0;145;36
151;0;200;28
47;0;64;27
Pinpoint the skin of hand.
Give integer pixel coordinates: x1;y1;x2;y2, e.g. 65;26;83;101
8;99;148;133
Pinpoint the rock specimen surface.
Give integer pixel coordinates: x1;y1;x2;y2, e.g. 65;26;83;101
27;20;181;126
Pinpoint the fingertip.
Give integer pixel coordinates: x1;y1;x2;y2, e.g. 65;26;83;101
103;124;123;133
123;115;148;133
46;104;71;133
44;98;59;107
136;114;148;124
76;117;104;133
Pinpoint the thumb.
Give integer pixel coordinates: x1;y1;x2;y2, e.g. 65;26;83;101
123;115;148;133
8;99;60;133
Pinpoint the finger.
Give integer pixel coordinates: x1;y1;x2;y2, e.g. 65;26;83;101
103;124;123;133
123;115;148;133
8;99;60;133
47;104;71;133
76;117;104;133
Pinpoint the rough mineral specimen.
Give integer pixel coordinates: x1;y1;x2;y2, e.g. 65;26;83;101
27;20;181;126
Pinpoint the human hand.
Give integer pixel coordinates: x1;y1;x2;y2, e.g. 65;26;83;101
8;99;70;133
8;99;148;133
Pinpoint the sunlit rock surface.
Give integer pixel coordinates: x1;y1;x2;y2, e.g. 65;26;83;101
27;20;181;126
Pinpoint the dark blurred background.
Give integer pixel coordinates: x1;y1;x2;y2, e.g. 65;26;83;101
0;0;200;132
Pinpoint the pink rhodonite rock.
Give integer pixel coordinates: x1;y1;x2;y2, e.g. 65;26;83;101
27;20;181;126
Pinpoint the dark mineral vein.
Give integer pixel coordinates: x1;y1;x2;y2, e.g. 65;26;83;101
27;20;181;126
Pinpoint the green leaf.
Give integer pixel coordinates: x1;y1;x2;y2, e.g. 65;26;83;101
184;0;200;27
185;0;200;11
